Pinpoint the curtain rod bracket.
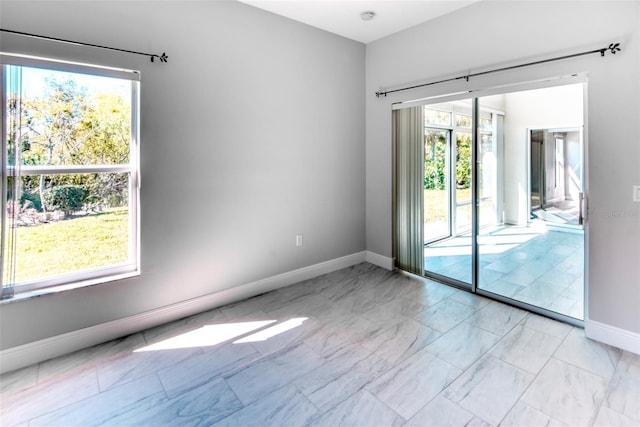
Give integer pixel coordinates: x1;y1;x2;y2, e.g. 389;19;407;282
0;28;168;64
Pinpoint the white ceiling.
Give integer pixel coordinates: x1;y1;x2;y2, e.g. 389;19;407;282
236;0;479;44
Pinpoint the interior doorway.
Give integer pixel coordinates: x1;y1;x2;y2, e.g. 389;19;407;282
529;128;583;228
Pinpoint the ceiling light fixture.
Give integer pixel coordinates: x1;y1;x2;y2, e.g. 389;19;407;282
360;11;376;21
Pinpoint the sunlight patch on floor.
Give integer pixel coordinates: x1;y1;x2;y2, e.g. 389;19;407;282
135;320;276;352
134;318;309;352
233;318;308;344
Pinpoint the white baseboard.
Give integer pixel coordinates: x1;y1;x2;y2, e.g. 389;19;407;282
365;251;394;270
585;319;640;355
0;251;369;374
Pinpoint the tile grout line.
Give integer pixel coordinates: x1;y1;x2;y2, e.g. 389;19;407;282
507;325;580;424
441;311;557;426
3;264;625;427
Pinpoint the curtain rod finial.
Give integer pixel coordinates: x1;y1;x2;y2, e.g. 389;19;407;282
603;42;621;56
608;43;621;55
150;53;168;63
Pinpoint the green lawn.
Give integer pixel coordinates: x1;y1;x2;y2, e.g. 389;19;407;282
424;188;472;221
424;188;494;242
424;189;447;222
7;208;129;283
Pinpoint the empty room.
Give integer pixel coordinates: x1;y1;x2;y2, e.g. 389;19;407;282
1;1;639;426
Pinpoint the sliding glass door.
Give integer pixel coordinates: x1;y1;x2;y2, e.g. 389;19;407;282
423;102;473;286
421;81;586;322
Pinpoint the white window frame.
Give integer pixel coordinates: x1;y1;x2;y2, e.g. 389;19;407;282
1;53;141;294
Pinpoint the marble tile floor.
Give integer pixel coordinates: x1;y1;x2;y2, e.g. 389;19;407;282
425;223;584;319
1;262;636;427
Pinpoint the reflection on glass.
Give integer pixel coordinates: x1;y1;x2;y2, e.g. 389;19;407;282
476;87;584;320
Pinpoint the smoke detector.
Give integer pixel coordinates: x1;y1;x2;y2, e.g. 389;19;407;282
360;11;376;21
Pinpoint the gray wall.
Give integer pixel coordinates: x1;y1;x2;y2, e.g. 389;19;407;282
0;1;366;350
366;1;640;333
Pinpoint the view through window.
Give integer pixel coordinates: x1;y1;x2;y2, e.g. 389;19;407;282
2;56;140;296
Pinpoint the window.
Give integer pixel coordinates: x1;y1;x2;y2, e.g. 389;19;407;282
425;108;451;127
1;54;140;297
455;113;471;128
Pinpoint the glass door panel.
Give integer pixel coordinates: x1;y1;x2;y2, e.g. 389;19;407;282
476;86;585;320
424;129;450;243
455;130;472;235
478;129;497;229
424;103;472;286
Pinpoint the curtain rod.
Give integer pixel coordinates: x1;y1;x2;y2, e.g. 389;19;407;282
0;28;168;63
376;42;621;98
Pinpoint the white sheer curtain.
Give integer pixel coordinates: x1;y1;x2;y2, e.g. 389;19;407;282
392;106;424;276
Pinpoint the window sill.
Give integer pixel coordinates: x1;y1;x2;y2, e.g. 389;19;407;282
0;271;140;305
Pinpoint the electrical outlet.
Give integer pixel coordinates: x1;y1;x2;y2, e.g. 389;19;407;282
296;234;303;247
634;185;640;203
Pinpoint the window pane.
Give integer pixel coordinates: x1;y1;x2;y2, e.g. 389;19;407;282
455;132;471;196
425;108;452;127
6;173;130;284
455;114;471;128
480;117;492;131
479;134;494;199
424;129;449;243
7;65;132;167
455;131;472;234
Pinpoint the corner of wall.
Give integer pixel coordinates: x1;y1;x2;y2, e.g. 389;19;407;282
365;251;394;270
